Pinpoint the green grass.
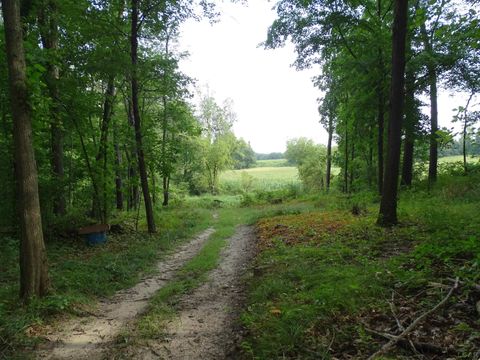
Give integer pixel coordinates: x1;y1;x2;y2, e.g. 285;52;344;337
0;207;212;357
439;155;477;163
241;172;480;359
221;166;299;194
222;166;299;182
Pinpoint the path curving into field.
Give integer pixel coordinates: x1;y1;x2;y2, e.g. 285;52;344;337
120;225;256;360
35;227;215;360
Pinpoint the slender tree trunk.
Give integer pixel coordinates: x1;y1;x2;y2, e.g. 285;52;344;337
350;141;355;191
368;137;374;188
3;0;50;300
95;77;116;222
377;88;385;195
427;68;438;184
401;68;416;187
344;126;349;193
130;0;156;233
150;165;157;206
161;93;169;206
461;93;474;174
72;117;102;220
39;0;66;216
378;0;408;226
113;123;124;210
162;176;169;206
463;121;467;173
376;0;385;195
326;115;333;191
419;23;438;184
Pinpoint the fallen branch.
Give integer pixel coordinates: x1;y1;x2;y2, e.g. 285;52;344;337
388;292;419;354
364;327;448;355
367;277;459;360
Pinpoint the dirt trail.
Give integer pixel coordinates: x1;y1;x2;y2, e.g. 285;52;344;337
36;228;215;360
122;225;256;360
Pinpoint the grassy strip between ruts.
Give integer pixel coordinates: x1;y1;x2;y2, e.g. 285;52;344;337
112;203;320;352
113;208;243;351
240;173;480;359
0;207;212;358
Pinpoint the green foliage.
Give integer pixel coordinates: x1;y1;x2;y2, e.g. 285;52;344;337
232;138;256;169
285;138;327;191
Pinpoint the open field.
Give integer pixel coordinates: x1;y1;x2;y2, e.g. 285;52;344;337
439;155;478;163
221;166;300;193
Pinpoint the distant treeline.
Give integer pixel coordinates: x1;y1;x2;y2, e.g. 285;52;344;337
440;135;480;157
255;152;285;160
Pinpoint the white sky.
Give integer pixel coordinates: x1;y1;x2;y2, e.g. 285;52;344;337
178;0;476;154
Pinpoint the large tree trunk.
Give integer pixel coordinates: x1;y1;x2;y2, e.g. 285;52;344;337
325;115;333;191
39;0;66;216
3;0;50;300
378;0;408;226
130;0;156;233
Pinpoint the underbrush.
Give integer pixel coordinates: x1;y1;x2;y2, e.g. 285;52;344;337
0;207;212;358
241;173;480;359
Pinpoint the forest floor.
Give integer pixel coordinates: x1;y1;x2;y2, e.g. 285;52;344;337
32;224;256;360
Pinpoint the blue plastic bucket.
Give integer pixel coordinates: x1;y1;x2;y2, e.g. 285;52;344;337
85;231;107;246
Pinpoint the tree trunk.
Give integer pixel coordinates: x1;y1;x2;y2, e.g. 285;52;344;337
427;68;438;184
96;77;116;222
113;123;124;210
378;0;408;226
376;0;385;195
401;69;416;187
39;0;66;216
72;116;102;221
3;0;50;300
344;126;349;193
326;115;333;191
461;93;474;174
377;88;385;195
162;176;169;206
130;0;156;233
349;140;355;191
420;23;438;184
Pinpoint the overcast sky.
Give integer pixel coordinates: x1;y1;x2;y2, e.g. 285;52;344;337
178;0;476;154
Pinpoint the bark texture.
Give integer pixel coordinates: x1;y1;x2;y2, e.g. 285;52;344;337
39;0;66;216
401;68;416;187
131;0;156;233
326;115;333;191
3;0;50;300
378;0;408;226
